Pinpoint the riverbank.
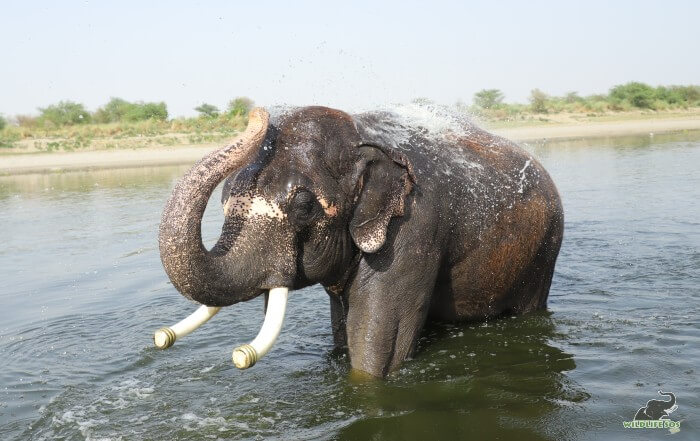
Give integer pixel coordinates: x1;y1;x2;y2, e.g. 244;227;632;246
0;144;220;175
490;115;700;142
1;114;699;175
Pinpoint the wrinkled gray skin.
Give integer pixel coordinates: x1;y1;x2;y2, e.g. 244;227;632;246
159;106;564;378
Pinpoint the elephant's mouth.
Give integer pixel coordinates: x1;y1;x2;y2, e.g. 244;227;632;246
153;287;289;369
204;287;267;307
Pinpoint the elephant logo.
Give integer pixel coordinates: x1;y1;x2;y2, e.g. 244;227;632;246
633;391;677;420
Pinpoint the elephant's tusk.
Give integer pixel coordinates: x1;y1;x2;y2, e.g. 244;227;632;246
232;287;289;369
153;305;221;349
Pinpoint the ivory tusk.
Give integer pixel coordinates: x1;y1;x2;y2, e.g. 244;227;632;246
154;305;221;349
232;287;289;369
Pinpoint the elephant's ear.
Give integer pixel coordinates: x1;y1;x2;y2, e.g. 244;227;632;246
349;115;416;253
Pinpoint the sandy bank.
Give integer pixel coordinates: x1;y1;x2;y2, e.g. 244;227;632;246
0;145;220;175
491;117;700;142
2;117;699;175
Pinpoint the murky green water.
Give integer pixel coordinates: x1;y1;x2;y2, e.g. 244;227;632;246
1;132;699;440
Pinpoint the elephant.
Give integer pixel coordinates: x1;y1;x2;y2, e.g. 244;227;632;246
158;105;564;378
634;391;677;420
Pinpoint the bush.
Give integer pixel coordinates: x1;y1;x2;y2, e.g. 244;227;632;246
655;86;683;105
0;115;6;130
123;102;168;122
94;98;168;123
657;85;700;107
529;89;548;113
671;85;700;104
609;82;656;109
93;98;134;123
38;101;91;126
473;89;504;109
194;103;220;117
227;97;254;116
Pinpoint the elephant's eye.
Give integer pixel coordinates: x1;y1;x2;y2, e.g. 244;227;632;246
291;190;318;224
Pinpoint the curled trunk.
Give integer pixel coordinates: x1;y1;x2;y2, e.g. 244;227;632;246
158;109;269;305
659;391;676;408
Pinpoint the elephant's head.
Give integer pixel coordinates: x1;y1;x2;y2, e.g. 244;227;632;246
159;105;413;314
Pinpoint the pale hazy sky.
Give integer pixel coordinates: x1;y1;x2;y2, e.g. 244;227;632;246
2;0;699;117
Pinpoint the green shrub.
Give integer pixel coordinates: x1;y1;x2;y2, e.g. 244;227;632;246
93;98;134;123
473;89;504;109
672;85;700;104
529;89;548;113
227;97;254;116
658;85;700;106
94;98;168;123
0;115;6;130
123;101;168;122
651;99;669;110
655;86;683;105
609;82;656;109
38;101;91;126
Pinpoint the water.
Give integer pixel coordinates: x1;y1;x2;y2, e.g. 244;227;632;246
1;131;699;440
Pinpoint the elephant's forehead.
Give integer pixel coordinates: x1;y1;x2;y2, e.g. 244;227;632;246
223;194;285;219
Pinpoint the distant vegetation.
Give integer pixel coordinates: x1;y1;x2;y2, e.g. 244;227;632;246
93;98;168;123
194;103;220;117
472;82;700;120
1;83;699;151
227;97;254;116
0;96;254;150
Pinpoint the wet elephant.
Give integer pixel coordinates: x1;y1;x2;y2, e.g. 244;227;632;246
157;106;564;378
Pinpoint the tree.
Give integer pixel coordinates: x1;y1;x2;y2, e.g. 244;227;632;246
473;89;504;109
194;103;220;117
38;101;91;126
227;97;254;116
0;115;6;130
529;89;548;113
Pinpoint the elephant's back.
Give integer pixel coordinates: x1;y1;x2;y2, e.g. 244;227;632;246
356;108;564;320
422;127;563;321
402;122;561;233
353;108;563;247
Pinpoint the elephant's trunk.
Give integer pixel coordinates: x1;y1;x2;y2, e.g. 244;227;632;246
658;391;676;408
158;108;270;306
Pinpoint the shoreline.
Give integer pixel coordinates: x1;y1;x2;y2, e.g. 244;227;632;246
2;116;699;175
0;145;220;176
491;116;700;142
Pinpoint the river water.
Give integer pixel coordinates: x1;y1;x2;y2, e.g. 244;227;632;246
1;132;699;440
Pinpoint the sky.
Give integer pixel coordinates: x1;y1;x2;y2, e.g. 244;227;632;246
1;0;699;118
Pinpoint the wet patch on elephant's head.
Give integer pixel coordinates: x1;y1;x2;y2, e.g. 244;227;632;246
273;107;361;175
